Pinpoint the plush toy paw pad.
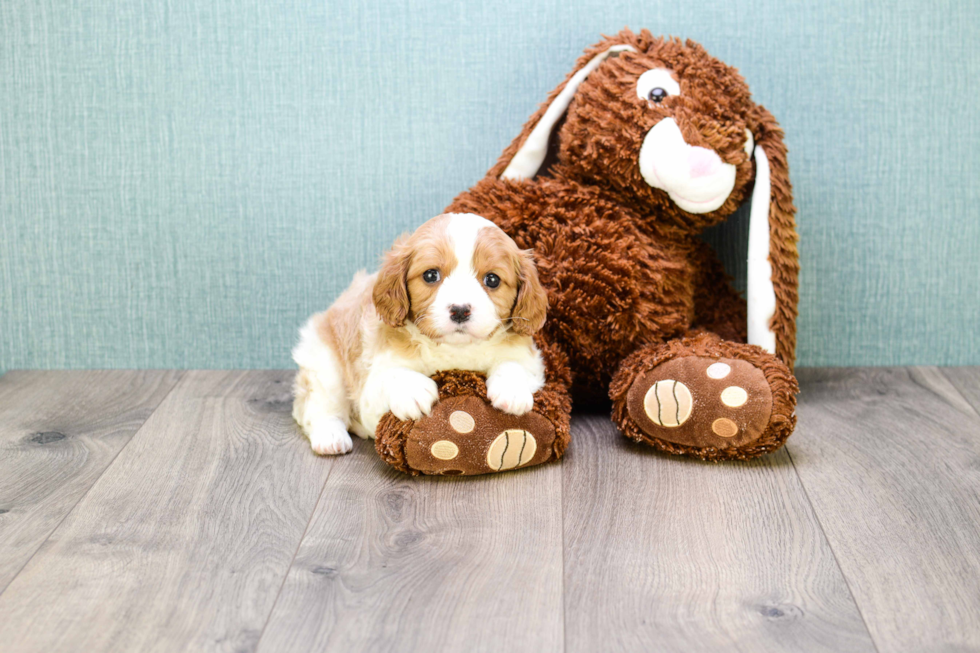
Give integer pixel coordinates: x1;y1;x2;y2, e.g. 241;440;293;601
487;429;537;471
642;380;694;427
402;396;556;475
448;410;475;433
430;440;460;460
711;417;739;438
627;356;773;449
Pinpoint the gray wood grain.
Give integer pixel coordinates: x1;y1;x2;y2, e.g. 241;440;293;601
941;366;980;417
562;415;874;653
257;433;564;653
790;367;980;653
0;370;182;593
0;370;332;653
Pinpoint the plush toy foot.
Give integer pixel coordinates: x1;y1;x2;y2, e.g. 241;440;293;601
610;334;799;461
375;368;571;476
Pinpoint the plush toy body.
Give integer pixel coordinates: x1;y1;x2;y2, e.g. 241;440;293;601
376;30;800;474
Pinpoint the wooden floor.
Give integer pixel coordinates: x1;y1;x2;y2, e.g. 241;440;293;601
0;368;978;652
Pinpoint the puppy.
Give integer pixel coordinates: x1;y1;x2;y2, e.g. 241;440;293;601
292;212;549;455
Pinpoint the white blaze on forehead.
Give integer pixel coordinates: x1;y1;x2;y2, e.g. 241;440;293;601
445;213;495;273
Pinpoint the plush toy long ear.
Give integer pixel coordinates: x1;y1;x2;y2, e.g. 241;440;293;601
492;42;637;181
746;105;799;369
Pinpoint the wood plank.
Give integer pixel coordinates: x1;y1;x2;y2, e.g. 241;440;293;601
0;370;182;593
790;367;980;652
563;414;874;653
257;433;564;653
0;370;333;653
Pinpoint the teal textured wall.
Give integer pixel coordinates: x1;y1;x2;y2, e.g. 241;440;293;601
2;0;978;371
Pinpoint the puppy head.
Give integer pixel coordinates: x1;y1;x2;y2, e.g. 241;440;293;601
373;213;547;343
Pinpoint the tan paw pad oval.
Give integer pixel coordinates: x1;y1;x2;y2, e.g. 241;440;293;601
448;410;475;434
487;429;537;471
430;440;459;460
712;418;739;438
643;380;693;427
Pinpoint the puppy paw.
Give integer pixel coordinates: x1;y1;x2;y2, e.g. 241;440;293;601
308;417;353;455
386;370;440;421
487;364;536;415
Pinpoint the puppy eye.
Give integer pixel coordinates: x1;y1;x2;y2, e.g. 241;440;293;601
422;269;440;284
648;87;668;103
483;273;501;289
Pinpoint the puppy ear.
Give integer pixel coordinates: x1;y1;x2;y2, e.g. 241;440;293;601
510;250;548;335
373;236;412;328
492;35;639;181
745;104;799;370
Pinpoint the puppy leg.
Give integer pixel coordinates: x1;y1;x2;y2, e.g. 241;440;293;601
293;367;353;455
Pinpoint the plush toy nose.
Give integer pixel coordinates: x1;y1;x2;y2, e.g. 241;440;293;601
687;147;722;178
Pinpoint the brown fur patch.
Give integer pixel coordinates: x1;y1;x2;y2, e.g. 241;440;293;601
472;226;519;319
471;226;548;336
373;214;457;338
510;249;548;336
314;271;375;396
404;218;458;339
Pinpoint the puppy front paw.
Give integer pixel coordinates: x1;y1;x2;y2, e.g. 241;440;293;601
386;370;440;421
308;417;353;455
487;364;535;416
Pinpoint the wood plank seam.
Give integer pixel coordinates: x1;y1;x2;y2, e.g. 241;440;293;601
0;371;186;597
253;454;337;649
783;446;883;653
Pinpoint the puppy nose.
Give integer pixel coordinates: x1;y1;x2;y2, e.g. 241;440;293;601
687;147;722;178
449;304;471;324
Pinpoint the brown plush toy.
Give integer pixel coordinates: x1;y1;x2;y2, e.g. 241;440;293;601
376;29;799;475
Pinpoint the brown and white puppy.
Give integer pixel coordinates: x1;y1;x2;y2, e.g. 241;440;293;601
292;213;548;455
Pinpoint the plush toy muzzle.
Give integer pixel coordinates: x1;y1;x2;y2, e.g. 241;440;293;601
638;117;738;214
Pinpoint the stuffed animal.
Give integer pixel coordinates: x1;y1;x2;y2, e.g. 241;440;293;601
376;29;799;475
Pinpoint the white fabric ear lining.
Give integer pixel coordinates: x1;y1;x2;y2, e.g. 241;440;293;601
746;145;778;354
501;44;637;181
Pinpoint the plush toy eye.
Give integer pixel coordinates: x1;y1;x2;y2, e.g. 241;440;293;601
483;273;500;289
422;269;440;284
636;68;681;103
